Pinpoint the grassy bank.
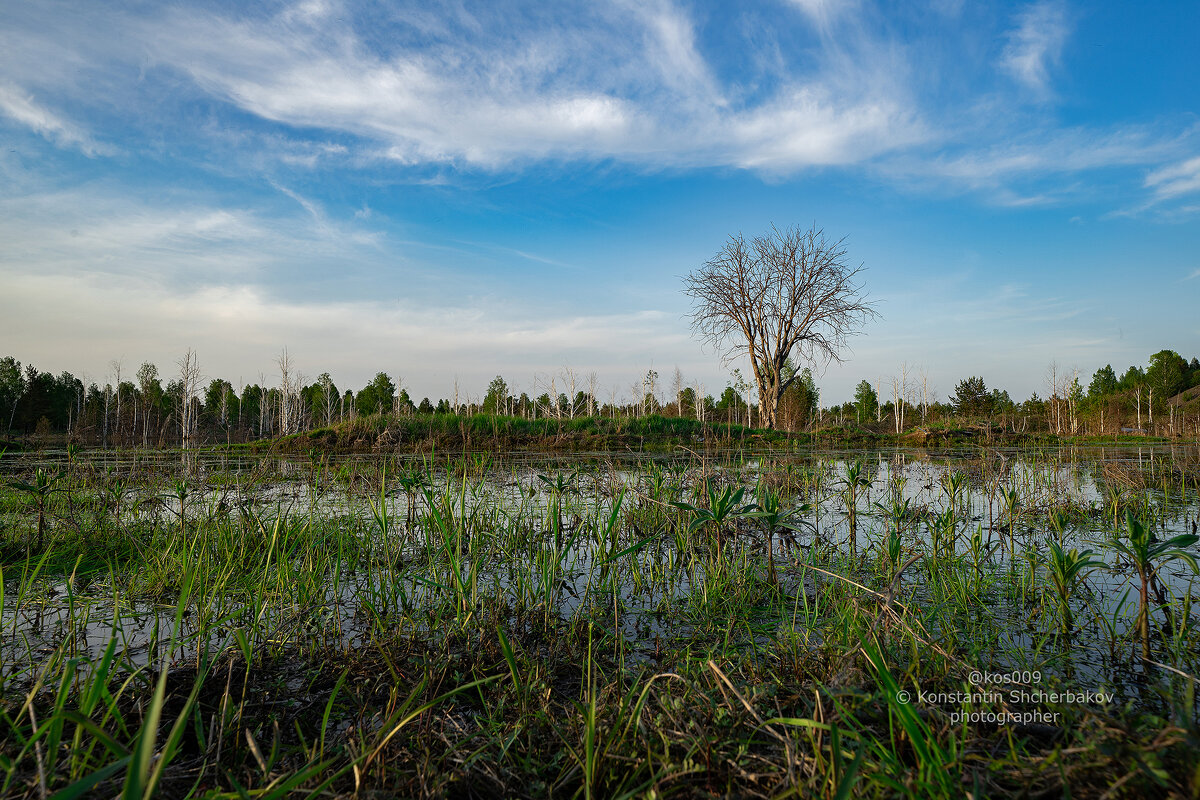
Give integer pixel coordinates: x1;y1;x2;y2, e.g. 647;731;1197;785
260;413;1189;455
266;412;793;453
5;413;1191;456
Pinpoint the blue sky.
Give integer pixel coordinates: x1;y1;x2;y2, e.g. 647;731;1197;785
1;0;1197;405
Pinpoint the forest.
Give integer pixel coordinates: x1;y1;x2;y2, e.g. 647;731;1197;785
2;348;1198;446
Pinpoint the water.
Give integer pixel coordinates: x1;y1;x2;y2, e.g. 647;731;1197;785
2;444;1199;710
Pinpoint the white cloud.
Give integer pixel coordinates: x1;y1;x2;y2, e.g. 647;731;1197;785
2;1;1197;215
881;123;1197;204
119;1;922;171
999;1;1069;98
1145;156;1200;201
0;182;383;291
0;83;107;155
730;89;922;168
0;180;712;398
785;0;859;28
0;268;702;401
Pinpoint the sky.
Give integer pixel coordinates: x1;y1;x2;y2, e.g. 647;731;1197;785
1;0;1198;406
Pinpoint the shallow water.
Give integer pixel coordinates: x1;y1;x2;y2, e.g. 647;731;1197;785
3;444;1199;708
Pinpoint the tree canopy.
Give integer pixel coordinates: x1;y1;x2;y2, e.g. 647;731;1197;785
683;224;876;429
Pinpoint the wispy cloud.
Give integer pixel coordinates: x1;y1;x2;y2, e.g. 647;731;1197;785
784;0;860;29
0;267;696;398
0;182;383;292
1;1;1197;216
112;1;923;172
998;1;1069;99
1145;156;1200;201
881;122;1198;205
0;83;108;155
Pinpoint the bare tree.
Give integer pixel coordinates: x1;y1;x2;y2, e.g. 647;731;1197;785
277;348;300;436
671;367;684;417
102;382;111;448
534;372;563;419
890;362;912;434
644;369;659;416
918;367;933;424
110;359;124;444
684;224;876;429
562;367;579;418
318;373;336;426
258;372;270;437
137;362;158;448
732;369;751;427
177;349;200;447
586;371;599;417
1045;362;1062;435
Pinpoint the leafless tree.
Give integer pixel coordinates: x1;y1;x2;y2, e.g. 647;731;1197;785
1045;362;1063;435
177;349;201;447
890;362;912;434
277;348;301;436
102;382;111;448
318;373;337;426
643;369;659;416
110;359;123;444
562;367;579;418
684;224;877;429
918;367;934;423
534;372;562;419
258;372;270;437
671;367;685;417
137;362;157;448
586;372;599;416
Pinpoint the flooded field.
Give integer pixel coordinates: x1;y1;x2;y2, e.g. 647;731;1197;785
3;443;1199;797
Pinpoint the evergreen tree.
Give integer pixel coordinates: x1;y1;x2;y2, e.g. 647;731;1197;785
951;376;992;416
1088;364;1117;398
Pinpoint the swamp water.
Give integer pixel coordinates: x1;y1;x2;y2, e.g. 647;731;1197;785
3;443;1200;797
4;446;1199;691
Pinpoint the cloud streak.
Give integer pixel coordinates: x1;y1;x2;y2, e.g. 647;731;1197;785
998;1;1069;99
2;0;1193;206
0;269;698;400
0;83;107;155
4;0;916;172
1145;156;1200;201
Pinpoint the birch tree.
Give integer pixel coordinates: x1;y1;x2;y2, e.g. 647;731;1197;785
177;349;200;447
890;362;912;434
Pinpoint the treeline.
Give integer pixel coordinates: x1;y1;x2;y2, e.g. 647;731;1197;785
839;349;1200;438
2;348;1196;447
0;355;814;447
